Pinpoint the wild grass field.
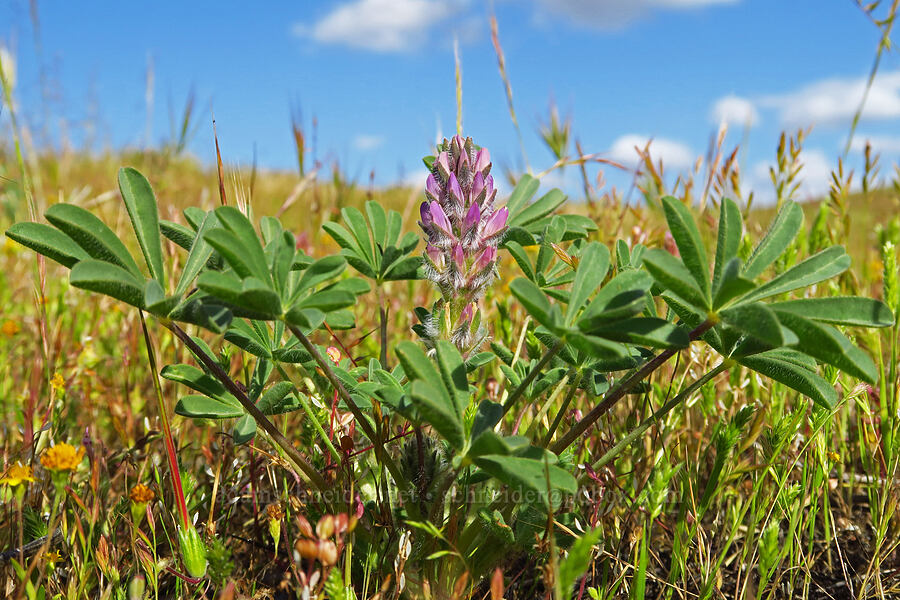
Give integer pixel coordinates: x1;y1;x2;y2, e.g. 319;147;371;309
2;5;900;600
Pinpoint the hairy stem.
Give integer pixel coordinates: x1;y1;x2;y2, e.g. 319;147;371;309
550;319;715;454
165;322;328;490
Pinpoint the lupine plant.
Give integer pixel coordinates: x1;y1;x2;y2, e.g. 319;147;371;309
5;132;895;597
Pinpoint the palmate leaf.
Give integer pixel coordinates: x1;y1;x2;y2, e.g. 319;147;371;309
505;173;540;217
713;258;756;309
325;202;420;282
396;341;467;450
224;319;274;359
588;317;690;349
174;210;221;296
232;414;257;444
509;189;566;229
473;454;577;507
257;381;302;415
577;270;654;330
213;206;273;286
719;302;787;347
160;219;195;251
175;395;244;419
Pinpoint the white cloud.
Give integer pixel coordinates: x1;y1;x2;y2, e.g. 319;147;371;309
711;94;758;127
535;0;739;30
294;0;458;52
761;71;900;127
608;134;695;172
352;134;385;151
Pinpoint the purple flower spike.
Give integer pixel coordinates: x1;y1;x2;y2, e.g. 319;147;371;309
418;135;506;353
435;152;451;181
481;207;509;238
448;173;464;210
464;201;481;233
420;202;433;228
474;148;491;175
425;174;441;201
429;201;453;235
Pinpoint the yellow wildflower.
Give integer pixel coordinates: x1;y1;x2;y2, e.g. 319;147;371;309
40;443;85;472
129;483;155;504
42;550;62;565
50;372;66;394
0;463;34;487
1;319;19;336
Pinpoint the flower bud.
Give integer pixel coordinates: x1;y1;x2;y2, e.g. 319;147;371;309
177;525;208;579
295;538;319;560
481;207;508;239
474;148;491;175
448;173;464;211
316;514;335;539
435;152;451;181
475;246;496;271
318;540;338;566
452;244;466;272
425;174;441;202
426;244;445;271
464;201;480;234
429;202;453;237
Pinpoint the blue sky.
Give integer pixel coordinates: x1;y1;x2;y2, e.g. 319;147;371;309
2;0;899;203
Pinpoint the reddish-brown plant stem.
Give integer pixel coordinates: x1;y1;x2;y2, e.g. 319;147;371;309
139;312;190;528
164;321;328;490
549;319;716;454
